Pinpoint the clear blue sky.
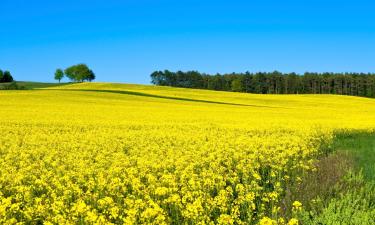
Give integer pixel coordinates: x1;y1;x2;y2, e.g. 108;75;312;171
0;0;374;84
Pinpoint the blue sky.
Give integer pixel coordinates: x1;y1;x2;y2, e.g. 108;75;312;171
0;0;374;84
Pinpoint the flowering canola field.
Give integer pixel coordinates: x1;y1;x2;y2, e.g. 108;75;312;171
1;83;375;224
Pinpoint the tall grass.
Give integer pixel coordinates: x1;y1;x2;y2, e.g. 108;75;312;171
297;132;375;224
333;132;375;181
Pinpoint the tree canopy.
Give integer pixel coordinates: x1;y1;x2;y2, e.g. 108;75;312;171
55;64;95;82
0;69;14;83
54;69;64;83
151;70;375;98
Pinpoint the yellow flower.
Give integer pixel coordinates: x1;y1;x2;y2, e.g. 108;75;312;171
287;218;299;225
292;201;302;210
72;200;89;215
258;216;277;225
217;214;234;225
1;82;375;224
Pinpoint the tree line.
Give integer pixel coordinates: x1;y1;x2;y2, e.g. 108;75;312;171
151;70;375;97
55;64;95;83
0;69;14;83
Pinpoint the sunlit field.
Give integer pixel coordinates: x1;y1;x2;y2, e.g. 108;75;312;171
1;83;375;224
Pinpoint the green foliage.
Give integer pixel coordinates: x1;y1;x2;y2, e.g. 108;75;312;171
281;152;354;219
231;77;243;92
298;172;375;224
295;133;375;224
0;69;14;83
54;68;64;83
333;132;375;181
1;82;70;90
151;70;375;97
0;82;25;90
63;64;95;82
15;82;70;89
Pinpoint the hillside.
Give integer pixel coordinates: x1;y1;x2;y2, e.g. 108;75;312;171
1;82;375;224
45;82;375;130
0;81;69;90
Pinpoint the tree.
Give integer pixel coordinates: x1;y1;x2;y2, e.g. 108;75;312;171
0;70;3;82
64;64;95;82
1;71;14;83
149;70;375;98
151;71;163;85
54;69;64;83
87;70;96;82
231;77;244;92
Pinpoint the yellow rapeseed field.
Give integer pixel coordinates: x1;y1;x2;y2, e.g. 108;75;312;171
1;83;375;224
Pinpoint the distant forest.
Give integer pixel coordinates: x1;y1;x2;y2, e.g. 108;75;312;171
151;70;375;97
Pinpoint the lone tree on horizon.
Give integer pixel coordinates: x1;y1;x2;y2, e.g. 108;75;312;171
54;69;64;83
54;64;95;83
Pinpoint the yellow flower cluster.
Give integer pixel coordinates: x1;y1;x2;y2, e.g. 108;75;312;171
1;83;375;224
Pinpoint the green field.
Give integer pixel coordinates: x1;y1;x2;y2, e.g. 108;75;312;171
0;81;69;90
333;133;375;181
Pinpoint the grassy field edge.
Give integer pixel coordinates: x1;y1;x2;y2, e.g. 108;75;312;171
297;131;375;224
